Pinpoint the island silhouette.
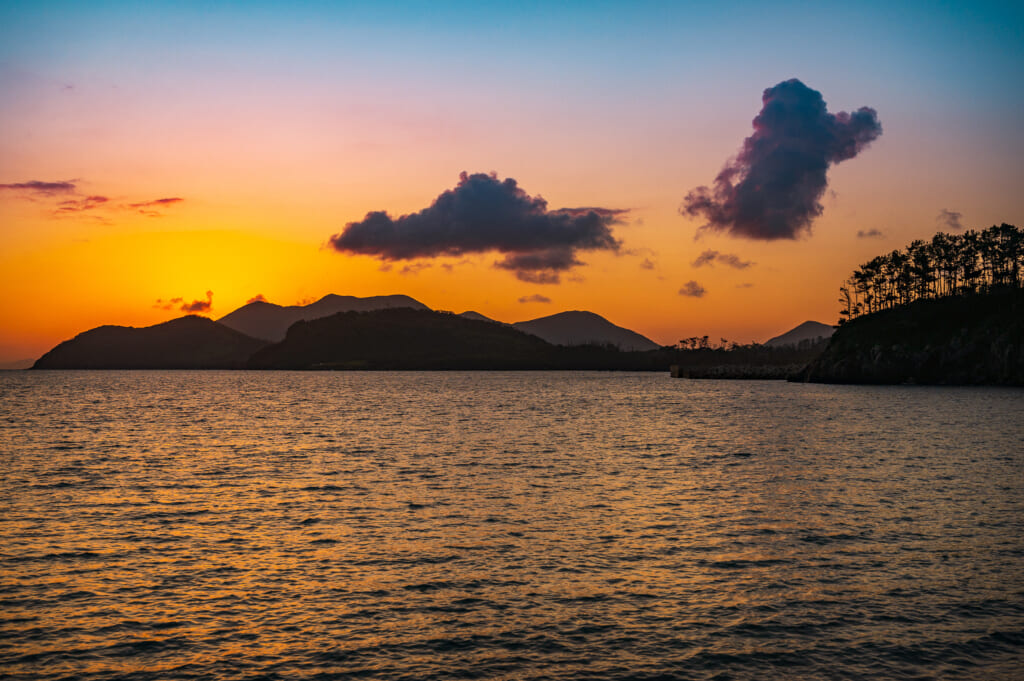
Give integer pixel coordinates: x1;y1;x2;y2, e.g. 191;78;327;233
30;223;1022;383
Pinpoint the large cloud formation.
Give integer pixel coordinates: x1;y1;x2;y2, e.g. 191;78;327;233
329;172;624;283
682;79;882;240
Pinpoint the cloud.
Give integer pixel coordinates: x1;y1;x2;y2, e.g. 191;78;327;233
55;195;109;213
494;247;581;283
682;79;882;240
130;197;184;218
936;208;963;232
328;172;624;284
180;290;213;313
856;228;885;239
0;180;77;196
157;291;212;313
129;197;184;208
399;262;432;276
1;181;183;219
153;297;184;310
246;294;269;304
640;258;656;270
518;294;552;304
679;280;706;298
736;282;755;288
691;249;754;269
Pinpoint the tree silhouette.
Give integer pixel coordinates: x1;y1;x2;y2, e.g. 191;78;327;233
839;223;1022;323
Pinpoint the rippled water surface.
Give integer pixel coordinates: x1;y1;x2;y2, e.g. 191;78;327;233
1;371;1022;680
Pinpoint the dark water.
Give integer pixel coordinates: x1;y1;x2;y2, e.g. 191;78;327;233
1;371;1022;680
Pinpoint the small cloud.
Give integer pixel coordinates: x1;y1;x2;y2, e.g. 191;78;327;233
691;249;754;269
679;280;706;298
440;258;470;273
129;197;184;208
400;262;432;276
180;290;213;313
158;291;212;313
856;228;885;239
246;294;269;304
56;195;109;213
640;258;656;270
0;180;77;196
512;269;560;284
130;197;184;218
936;209;963;232
153;297;184;310
518;294;552;304
736;282;754;288
378;263;394;272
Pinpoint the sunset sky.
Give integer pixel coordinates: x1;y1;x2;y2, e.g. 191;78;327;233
2;1;1022;362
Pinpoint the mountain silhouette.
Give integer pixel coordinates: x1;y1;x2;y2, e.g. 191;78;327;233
764;321;835;348
217;294;429;341
458;310;501;324
32;316;267;369
512;311;660;351
248;308;563;369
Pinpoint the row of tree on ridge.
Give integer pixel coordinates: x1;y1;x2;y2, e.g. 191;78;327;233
838;223;1022;323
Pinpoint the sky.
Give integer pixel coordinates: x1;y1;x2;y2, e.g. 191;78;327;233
1;0;1022;361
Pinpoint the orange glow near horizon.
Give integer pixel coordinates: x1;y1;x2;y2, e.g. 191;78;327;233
2;4;1022;362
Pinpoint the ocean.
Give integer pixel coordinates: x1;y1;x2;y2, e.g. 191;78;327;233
1;371;1022;680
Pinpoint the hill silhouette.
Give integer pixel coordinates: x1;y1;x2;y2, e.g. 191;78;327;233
512;311;660;351
247;308;565;369
218;294;429;341
33;316;267;369
764;321;835;347
797;289;1024;385
458;310;501;323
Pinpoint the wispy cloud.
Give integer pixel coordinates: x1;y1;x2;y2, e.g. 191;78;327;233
936;208;964;232
518;294;552;304
1;179;182;218
129;197;185;218
856;228;885;239
0;180;77;196
691;249;754;269
56;195;109;213
400;262;432;276
153;297;184;310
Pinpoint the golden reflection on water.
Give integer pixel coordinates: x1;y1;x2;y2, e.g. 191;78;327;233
1;372;1022;679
